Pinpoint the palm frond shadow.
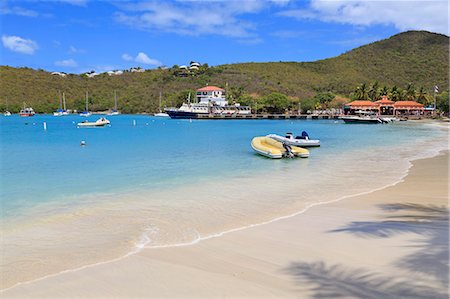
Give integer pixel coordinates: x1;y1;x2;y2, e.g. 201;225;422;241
284;261;447;299
328;203;449;286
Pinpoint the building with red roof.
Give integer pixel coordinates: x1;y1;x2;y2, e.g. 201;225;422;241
196;85;227;106
344;97;425;116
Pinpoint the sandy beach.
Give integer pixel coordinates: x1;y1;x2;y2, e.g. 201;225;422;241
2;151;448;298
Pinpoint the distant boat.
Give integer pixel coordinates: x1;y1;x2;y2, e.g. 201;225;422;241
154;91;169;117
79;91;91;117
108;90;120;115
339;111;382;124
4;99;11;116
54;91;69;116
77;117;110;127
19;103;35;117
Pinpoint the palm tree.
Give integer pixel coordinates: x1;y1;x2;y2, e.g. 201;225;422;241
379;86;389;96
368;81;380;101
390;86;401;101
354;83;369;100
405;83;416;101
417;86;429;105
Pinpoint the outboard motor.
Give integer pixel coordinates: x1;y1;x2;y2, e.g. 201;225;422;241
282;143;295;158
301;131;309;140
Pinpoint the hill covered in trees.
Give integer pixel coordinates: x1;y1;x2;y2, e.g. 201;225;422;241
0;30;448;113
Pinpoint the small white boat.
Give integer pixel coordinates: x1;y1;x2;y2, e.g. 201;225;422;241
77;117;110;127
108;91;120;115
154;112;169;117
4;111;11;116
267;132;320;147
154;91;169;117
54;92;69;116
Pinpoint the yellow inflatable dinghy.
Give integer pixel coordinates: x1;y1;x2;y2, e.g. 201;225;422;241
251;136;309;159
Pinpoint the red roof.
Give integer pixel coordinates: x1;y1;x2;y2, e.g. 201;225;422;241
375;96;394;105
347;100;379;107
197;86;225;92
393;101;424;108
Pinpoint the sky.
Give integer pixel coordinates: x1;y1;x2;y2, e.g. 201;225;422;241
1;0;448;74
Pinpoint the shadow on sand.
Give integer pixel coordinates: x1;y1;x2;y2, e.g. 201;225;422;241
284;203;449;298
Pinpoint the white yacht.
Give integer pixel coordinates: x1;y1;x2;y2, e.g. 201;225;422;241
108;90;120;115
79;91;92;117
165;86;251;119
77;117;110;127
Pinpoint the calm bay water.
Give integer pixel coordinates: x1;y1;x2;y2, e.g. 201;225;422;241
0;114;448;289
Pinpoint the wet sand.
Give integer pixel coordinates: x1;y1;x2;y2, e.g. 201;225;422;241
2;152;448;298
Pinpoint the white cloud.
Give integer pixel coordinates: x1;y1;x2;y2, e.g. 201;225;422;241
135;52;162;66
1;35;38;54
0;5;39;17
122;52;162;66
55;58;78;67
114;1;271;38
121;53;133;61
69;45;86;54
278;0;449;35
58;0;88;6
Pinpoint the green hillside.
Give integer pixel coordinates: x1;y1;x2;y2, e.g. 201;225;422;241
0;30;448;113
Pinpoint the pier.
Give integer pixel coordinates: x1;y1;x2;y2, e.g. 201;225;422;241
195;114;342;120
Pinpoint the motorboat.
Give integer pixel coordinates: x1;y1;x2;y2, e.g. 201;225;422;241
154;112;170;117
340;110;382;124
267;131;320;147
251;136;309;159
77;117;110;127
19;104;35;117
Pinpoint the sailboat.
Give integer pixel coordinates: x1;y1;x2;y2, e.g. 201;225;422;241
108;90;120;115
54;91;69;116
154;91;169;117
3;99;11;116
79;91;91;117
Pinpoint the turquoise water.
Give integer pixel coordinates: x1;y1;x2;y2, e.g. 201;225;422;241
1;114;448;289
0;114;446;217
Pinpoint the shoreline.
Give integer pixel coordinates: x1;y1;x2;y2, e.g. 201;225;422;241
2;149;448;296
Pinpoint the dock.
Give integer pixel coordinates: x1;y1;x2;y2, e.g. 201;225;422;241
195;114;341;120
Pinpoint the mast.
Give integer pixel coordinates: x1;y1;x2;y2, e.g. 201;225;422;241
63;92;66;111
59;90;63;110
85;91;89;112
159;91;162;112
114;90;117;110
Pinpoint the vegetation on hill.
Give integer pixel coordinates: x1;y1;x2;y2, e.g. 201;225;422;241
0;30;448;114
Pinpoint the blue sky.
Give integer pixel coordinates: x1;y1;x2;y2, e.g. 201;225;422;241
1;0;448;73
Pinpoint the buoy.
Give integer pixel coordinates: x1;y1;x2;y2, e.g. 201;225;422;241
43;122;47;131
133;120;136;126
189;118;192;123
80;140;86;146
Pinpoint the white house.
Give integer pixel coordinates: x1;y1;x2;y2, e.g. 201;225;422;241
107;70;124;76
189;65;199;71
51;72;67;77
196;86;227;106
190;62;200;67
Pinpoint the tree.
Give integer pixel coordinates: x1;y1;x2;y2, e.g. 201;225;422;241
390;86;401;101
436;91;449;114
368;81;380;101
379;86;389;96
404;83;416;101
417;86;429;105
354;83;369;100
261;92;290;113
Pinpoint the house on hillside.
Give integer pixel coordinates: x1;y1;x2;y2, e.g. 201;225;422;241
51;71;67;77
196;86;227;106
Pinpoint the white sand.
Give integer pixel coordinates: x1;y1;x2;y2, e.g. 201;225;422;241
2;153;448;298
